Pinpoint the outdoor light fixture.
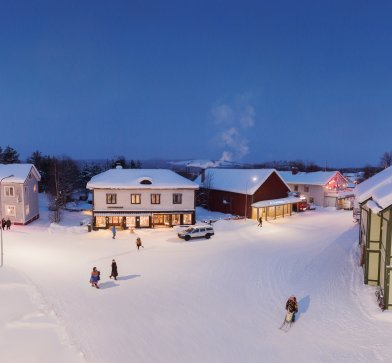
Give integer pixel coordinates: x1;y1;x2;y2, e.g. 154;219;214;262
0;174;14;268
244;176;258;221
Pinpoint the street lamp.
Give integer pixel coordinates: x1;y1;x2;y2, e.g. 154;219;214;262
1;174;14;267
244;176;258;221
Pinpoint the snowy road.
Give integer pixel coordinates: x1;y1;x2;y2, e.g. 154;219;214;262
2;208;392;362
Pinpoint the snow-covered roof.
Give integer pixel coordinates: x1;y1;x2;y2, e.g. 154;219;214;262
279;171;343;186
251;196;302;208
86;169;199;190
194;168;290;195
365;200;382;214
0;164;41;183
354;167;392;207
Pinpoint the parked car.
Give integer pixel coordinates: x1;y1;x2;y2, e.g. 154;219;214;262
178;225;215;241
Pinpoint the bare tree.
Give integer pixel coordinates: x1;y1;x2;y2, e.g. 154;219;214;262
380;151;392;169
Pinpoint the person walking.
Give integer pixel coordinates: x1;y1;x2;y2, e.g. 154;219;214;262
111;225;116;239
6;218;11;230
136;237;144;250
1;219;5;230
90;267;100;289
285;296;298;322
109;259;118;280
258;217;263;227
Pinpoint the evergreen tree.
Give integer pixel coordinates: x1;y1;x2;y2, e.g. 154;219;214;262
0;146;20;164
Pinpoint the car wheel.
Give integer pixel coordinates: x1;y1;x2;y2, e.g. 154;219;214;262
184;235;190;241
205;234;211;239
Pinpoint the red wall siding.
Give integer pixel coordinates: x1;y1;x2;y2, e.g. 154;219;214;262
206;172;290;216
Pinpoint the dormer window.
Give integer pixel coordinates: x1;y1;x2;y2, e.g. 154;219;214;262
139;177;152;185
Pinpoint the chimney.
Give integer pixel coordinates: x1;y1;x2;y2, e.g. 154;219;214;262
291;167;298;175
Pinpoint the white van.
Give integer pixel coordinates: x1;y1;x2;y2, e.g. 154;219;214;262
177;225;215;241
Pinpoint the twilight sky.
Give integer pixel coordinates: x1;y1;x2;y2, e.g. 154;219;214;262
1;0;392;167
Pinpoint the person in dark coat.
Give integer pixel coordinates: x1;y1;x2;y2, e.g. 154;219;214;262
6;218;11;230
1;219;5;230
285;296;298;322
109;259;118;280
258;217;263;227
136;237;143;250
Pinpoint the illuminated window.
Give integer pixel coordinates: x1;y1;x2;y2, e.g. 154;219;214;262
96;216;106;227
33;184;37;192
131;194;141;204
106;193;117;204
5;205;16;216
151;194;160;204
5;186;14;197
183;213;192;224
173;193;182;204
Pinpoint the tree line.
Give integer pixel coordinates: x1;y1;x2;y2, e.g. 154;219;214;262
0;146;141;222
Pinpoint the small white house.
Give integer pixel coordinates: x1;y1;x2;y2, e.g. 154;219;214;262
0;164;41;225
87;168;199;229
279;170;349;207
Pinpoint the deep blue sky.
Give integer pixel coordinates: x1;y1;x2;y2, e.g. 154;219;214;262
1;0;392;167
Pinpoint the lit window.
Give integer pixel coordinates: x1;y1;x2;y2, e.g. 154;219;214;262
151;194;160;204
131;194;141;204
173;193;182;204
33;184;37;192
6;205;16;216
5;186;14;197
106;193;117;204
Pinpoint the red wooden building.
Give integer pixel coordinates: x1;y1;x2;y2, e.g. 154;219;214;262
196;168;295;219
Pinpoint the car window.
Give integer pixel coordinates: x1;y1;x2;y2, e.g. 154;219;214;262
199;228;205;232
192;229;199;233
185;227;194;232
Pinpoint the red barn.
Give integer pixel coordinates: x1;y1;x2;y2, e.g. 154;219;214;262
196;169;297;220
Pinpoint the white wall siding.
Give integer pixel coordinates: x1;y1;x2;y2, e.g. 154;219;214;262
93;188;195;211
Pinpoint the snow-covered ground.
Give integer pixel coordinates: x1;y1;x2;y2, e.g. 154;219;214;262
1;196;392;362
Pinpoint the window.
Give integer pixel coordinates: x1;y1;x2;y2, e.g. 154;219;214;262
151;194;161;204
294;185;298;192
5;186;14;197
5;205;16;216
304;186;309;193
131;194;141;204
173;193;182;204
183;213;192;224
33;184;37;192
25;204;30;216
106;193;117;204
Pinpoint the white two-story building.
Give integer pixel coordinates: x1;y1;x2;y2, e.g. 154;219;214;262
87;168;199;229
0;164;41;225
279;170;349;207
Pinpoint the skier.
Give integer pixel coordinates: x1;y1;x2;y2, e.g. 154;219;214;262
111;225;116;239
90;267;100;289
136;237;144;250
109;259;118;280
285;296;298;322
